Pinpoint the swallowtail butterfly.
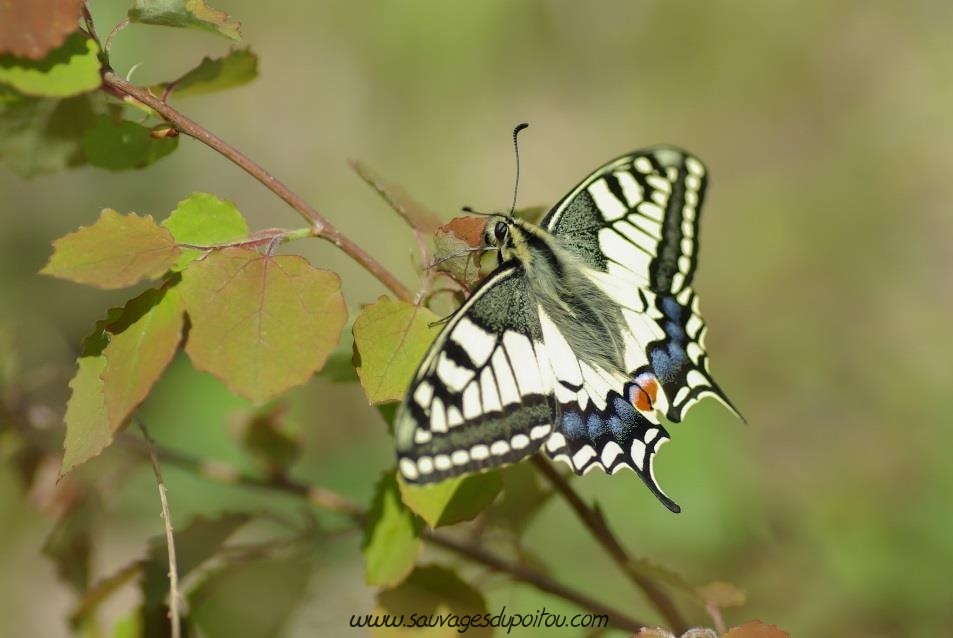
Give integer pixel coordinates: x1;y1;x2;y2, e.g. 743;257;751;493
395;143;740;512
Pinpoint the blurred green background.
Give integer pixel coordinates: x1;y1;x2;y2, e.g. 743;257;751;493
2;1;952;636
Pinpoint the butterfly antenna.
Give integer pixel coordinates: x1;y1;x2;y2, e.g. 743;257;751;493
509;122;529;216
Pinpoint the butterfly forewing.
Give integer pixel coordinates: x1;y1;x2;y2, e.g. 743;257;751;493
395;264;555;483
541;146;741;423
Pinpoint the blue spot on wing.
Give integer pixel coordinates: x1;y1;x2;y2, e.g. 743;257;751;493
586;413;606;439
561;410;585;438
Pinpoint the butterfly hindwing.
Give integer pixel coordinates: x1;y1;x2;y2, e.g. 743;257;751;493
395;264;555;483
535;304;679;511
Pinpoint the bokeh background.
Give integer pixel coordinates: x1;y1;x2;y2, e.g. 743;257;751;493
2;1;952;636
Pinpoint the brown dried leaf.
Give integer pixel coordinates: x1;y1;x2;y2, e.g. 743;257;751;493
0;0;85;59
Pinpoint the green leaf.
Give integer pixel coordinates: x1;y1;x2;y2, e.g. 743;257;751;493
154;47;258;98
41;209;181;289
129;0;242;41
363;471;423;587
374;565;490;638
161;192;249;270
486;463;553;532
0;91;95;176
349;160;443;234
61;286;184;475
0;31;101;97
352;297;440;405
0;0;86;60
82;115;179;171
398;471;502;528
180;248;347;404
189;552;313;638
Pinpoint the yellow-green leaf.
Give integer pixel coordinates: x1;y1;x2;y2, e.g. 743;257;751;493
0;32;101;97
61;287;185;475
353;297;440;405
374;565;490;638
128;0;242;41
180;248;346;404
41;209;180;289
362;471;423;587
398;472;502;528
161;192;248;270
61;355;109;476
101;287;184;432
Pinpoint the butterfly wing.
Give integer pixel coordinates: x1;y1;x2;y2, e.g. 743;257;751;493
395;263;557;484
541;146;741;423
533;302;680;511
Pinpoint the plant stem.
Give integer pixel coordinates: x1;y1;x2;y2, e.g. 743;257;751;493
135;421;181;638
531;455;689;633
98;70;414;303
121;435;649;633
425;533;647;634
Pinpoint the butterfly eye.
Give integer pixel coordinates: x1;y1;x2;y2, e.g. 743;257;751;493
493;221;509;243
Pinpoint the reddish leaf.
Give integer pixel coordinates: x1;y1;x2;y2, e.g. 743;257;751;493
41;209;180;289
432;215;489;288
180;248;346;404
0;0;85;60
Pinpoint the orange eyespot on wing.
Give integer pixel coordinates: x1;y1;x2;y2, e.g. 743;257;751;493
629;373;660;412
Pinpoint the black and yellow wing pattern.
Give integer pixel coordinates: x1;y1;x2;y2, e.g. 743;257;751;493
395;146;740;513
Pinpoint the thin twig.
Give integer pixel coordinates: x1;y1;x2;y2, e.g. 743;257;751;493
425;532;647;634
136;420;181;638
531;455;689;633
97;70;414;303
119;434;649;633
120;435;367;525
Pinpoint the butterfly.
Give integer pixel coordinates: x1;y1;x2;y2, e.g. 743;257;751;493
394;144;740;513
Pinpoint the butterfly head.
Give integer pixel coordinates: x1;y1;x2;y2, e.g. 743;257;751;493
483;214;537;266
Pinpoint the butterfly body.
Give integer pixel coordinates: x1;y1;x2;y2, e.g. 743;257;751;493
395;146;739;513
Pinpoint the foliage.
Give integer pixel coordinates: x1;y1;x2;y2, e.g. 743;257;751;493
0;2;790;637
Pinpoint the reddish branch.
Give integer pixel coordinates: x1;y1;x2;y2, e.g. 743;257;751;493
98;70;414;303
